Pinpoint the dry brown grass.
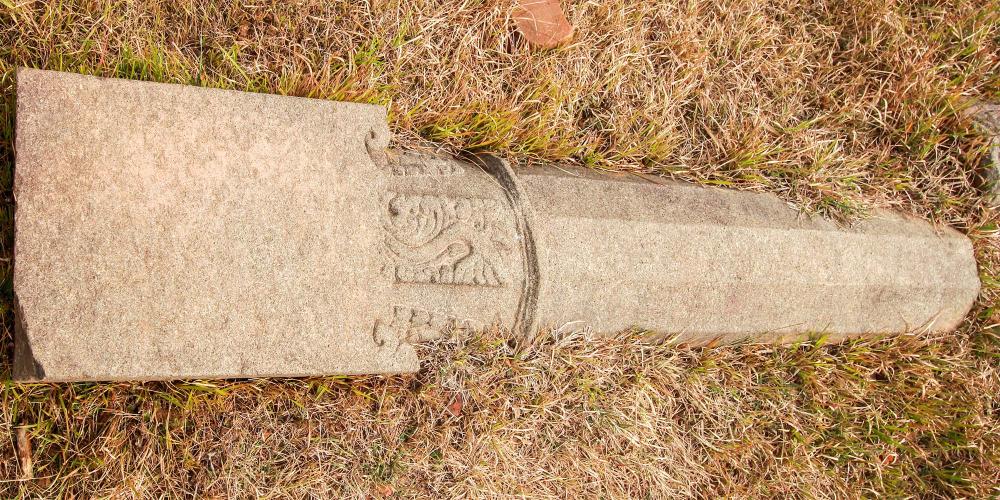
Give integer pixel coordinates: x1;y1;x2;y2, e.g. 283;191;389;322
0;0;998;497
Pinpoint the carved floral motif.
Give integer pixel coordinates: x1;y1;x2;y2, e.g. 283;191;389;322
383;193;512;287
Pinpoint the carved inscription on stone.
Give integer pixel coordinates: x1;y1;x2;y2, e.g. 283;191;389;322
372;305;477;347
383;193;512;286
391;151;465;176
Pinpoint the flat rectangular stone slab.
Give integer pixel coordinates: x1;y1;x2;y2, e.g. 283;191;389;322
14;69;412;381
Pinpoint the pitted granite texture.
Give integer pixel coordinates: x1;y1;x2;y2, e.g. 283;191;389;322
13;69;981;381
15;69;407;380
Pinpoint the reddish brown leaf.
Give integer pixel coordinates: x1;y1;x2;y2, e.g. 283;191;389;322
447;393;465;417
513;0;574;49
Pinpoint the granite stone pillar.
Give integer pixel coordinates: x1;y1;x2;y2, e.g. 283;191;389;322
12;69;980;381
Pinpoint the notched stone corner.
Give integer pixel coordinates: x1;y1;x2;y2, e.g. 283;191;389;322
363;122;392;170
12;296;45;382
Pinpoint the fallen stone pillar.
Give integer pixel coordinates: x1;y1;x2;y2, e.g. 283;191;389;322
514;162;978;342
12;69;980;381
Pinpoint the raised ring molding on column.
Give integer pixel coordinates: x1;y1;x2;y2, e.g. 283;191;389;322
471;154;541;339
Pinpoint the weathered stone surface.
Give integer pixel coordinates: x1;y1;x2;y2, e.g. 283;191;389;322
967;101;1000;200
14;69;408;381
14;69;980;381
517;166;979;343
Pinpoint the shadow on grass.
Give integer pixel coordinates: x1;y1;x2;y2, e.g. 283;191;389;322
1;71;16;377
